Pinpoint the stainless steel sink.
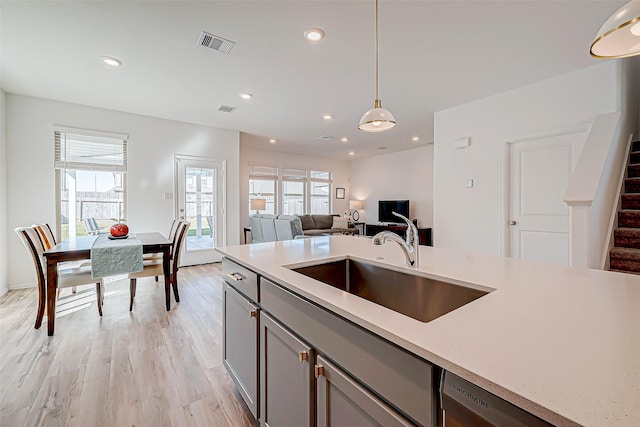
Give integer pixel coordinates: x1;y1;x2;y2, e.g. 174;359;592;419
290;258;491;323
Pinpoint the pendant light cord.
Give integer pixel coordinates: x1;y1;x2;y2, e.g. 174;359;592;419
375;0;379;101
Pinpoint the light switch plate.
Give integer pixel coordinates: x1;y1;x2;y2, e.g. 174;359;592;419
466;179;474;188
164;192;173;200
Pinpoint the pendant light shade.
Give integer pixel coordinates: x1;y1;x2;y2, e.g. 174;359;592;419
359;0;396;132
590;0;640;59
358;100;396;132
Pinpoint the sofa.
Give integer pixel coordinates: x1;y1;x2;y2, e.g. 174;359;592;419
297;214;352;236
249;214;303;243
249;214;357;243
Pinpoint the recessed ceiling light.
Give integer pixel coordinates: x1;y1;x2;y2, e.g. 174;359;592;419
348;151;355;156
269;139;276;144
101;56;122;67
412;136;420;141
341;137;349;142
239;92;253;100
322;114;333;120
304;28;325;42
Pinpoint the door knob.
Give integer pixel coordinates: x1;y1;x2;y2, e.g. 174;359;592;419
509;220;517;225
180;209;184;213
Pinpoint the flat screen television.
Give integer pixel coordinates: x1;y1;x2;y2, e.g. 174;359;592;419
378;200;410;223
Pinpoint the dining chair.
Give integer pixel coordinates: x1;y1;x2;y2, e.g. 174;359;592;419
168;219;179;241
32;223;56;248
15;226;104;329
128;221;190;311
32;223;84;296
144;219;178;260
144;219;178;282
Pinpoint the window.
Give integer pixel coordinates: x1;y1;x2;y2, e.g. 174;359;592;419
309;170;331;214
248;164;332;215
249;165;277;214
185;166;215;238
282;181;305;215
54;128;128;239
282;168;306;215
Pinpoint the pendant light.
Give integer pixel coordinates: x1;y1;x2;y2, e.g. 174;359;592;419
590;0;640;59
358;0;396;132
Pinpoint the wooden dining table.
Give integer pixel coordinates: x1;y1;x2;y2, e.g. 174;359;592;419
43;232;173;336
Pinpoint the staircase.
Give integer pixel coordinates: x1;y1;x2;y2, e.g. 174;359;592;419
610;140;640;273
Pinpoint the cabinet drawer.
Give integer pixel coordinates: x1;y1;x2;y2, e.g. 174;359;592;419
261;278;435;427
223;257;258;302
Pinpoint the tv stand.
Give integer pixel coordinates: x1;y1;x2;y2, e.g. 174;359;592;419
365;224;432;246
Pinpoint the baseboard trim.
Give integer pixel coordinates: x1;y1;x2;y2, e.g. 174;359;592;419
8;282;37;291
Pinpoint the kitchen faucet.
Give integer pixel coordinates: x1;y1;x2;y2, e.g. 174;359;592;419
372;211;419;267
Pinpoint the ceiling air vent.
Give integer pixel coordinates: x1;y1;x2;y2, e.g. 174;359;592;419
198;31;236;54
218;105;236;113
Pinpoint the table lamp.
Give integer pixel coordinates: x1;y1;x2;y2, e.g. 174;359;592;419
349;200;364;222
251;198;266;214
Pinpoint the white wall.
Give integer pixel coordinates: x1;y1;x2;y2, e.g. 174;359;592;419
349;146;433;228
239;144;350;240
0;89;7;296
434;62;620;255
6;94;240;289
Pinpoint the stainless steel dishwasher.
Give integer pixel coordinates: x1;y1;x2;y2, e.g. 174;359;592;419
440;371;554;427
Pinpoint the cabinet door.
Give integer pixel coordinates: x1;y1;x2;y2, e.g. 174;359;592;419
223;283;259;418
316;355;413;427
260;312;313;427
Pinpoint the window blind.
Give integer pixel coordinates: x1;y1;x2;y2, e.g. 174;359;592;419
282;168;307;181
54;130;127;172
249;164;278;180
310;170;332;181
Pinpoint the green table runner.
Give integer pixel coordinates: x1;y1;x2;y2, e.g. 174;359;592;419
91;234;143;279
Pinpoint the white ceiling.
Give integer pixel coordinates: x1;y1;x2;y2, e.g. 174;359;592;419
0;0;625;159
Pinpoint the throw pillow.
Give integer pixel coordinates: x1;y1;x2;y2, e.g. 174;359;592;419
297;214;316;230
331;217;349;229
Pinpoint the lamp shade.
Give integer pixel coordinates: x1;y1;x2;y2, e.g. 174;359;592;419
250;198;266;211
590;0;640;59
358;100;396;132
350;200;364;210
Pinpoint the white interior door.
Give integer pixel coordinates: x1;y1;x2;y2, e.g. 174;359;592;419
508;131;586;265
176;155;225;266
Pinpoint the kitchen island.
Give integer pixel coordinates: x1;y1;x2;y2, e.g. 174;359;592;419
217;235;640;426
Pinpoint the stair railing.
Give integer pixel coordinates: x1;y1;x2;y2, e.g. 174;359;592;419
564;112;630;269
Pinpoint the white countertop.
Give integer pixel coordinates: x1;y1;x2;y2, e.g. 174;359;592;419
217;236;640;427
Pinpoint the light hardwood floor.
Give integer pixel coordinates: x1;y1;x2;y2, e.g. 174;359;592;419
0;263;256;427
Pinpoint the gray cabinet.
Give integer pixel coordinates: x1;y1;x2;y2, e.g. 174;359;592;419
223;282;259;418
259;312;314;427
316;355;414;427
261;277;435;426
222;256;436;426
